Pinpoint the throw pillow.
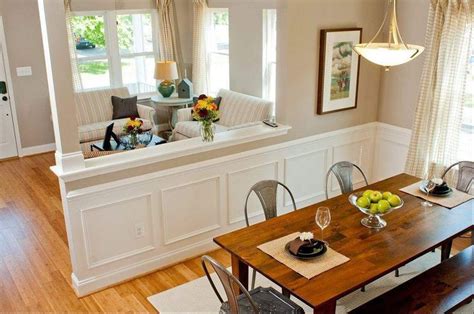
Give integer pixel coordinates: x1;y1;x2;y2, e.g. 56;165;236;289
111;96;139;120
191;96;222;121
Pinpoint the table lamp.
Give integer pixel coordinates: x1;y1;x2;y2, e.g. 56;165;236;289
154;61;179;98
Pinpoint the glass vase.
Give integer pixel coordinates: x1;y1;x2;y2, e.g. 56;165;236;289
200;121;215;142
129;132;138;149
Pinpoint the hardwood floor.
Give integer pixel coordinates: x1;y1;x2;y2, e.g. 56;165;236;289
0;153;469;312
0;153;230;312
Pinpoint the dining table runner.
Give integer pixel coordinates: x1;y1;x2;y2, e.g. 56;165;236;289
257;232;350;279
400;181;474;209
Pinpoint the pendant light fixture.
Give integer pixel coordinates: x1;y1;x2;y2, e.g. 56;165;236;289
353;0;424;71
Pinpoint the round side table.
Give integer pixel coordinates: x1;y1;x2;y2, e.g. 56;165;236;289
151;95;193;130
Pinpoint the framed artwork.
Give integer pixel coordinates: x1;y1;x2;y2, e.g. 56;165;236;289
317;28;362;115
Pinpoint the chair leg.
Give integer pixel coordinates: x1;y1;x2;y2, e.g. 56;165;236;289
282;288;291;297
251;269;257;290
395;268;400;277
441;240;453;262
361;286;366;292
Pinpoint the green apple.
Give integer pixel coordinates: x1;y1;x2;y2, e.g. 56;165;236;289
382;191;392;200
356;196;370;208
377;200;391;213
388;194;402;207
369;203;379;214
369;191;383;203
362;190;373;199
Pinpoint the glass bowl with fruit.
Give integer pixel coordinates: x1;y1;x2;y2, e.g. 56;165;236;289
348;190;404;229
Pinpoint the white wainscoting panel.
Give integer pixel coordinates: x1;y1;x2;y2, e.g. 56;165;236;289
62;122;412;296
330;138;373;195
161;176;221;245
284;148;329;207
227;162;279;225
373;123;411;182
81;194;155;269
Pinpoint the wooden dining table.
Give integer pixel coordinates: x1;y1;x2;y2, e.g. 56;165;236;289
213;174;474;313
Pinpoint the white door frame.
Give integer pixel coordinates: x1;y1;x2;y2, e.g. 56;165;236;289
0;16;22;156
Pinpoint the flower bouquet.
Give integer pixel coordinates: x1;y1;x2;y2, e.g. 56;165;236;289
123;116;144;149
192;94;220;142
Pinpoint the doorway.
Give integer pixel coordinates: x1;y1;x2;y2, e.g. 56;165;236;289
0;16;19;159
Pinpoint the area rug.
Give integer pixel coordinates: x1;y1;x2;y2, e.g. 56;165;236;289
148;250;472;313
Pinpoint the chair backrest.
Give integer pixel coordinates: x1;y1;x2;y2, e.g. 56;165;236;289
201;255;259;314
244;180;297;227
74;87;130;126
217;89;272;127
325;161;368;199
442;161;474;194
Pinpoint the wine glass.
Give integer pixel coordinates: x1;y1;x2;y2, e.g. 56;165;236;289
315;207;331;243
422;180;436;207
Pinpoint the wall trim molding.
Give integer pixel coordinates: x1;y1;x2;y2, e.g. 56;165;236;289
20;143;56;157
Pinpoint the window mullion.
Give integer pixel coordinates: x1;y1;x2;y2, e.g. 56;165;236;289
106;11;122;88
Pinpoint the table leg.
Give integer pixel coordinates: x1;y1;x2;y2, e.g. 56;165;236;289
314;301;336;314
441;240;453;261
231;254;248;294
167;107;174;130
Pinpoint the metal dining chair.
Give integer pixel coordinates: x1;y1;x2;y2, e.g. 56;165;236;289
441;161;474;194
325;161;369;199
325;162;372;290
244;180;297;289
201;255;304;314
438;161;474;261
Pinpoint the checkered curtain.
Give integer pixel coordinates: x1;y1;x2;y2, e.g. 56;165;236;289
405;0;472;180
64;0;83;92
155;0;184;78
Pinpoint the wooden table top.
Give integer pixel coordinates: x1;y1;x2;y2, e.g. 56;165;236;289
214;174;474;309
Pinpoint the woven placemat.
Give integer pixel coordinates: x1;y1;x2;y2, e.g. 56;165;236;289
257;232;350;279
400;181;473;209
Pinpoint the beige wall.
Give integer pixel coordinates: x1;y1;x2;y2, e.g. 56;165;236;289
278;0;383;139
377;0;429;129
0;0;55;149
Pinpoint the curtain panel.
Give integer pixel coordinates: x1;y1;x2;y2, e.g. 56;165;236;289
155;0;184;78
64;0;83;92
192;0;210;95
405;0;473;180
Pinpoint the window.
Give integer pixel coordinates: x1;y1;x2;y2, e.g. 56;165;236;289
459;28;474;161
71;10;158;96
262;9;277;114
207;9;229;96
71;14;110;90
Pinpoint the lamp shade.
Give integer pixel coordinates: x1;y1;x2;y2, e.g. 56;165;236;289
353;43;424;67
353;0;424;70
154;61;179;81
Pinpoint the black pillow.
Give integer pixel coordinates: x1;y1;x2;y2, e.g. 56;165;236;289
191;96;222;121
111;96;139;120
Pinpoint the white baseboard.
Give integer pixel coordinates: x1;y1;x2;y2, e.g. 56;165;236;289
72;239;218;296
20;143;56;157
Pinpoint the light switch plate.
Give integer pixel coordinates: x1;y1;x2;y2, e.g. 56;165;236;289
16;66;32;77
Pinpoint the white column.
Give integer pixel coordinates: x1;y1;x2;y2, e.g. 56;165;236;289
38;0;84;172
